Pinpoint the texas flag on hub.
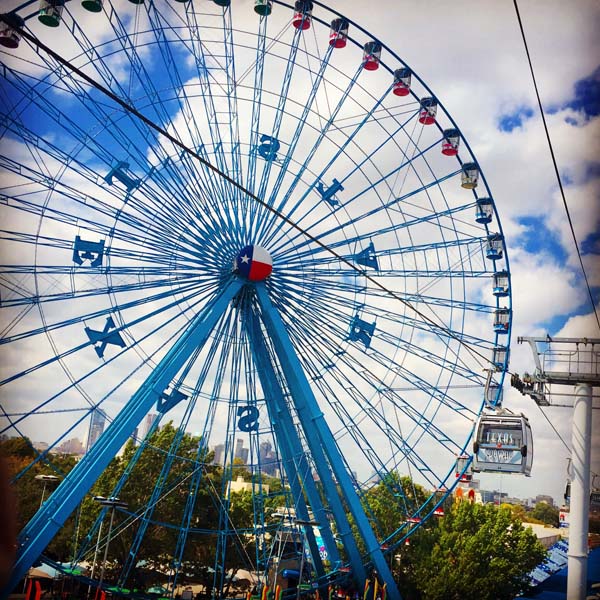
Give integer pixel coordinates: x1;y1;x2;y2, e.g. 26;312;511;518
235;245;273;281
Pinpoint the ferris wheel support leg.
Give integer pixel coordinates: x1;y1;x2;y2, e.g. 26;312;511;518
567;382;592;600
255;284;402;600
3;279;243;598
246;310;338;574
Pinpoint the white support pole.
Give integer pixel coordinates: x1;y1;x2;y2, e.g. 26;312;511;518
567;383;592;600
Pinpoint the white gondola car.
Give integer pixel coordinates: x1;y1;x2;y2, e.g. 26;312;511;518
472;412;533;476
455;454;473;482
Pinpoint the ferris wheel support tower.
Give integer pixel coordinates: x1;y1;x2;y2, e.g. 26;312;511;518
514;337;600;600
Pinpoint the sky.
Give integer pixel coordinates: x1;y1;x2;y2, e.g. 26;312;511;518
1;0;599;510
325;0;600;503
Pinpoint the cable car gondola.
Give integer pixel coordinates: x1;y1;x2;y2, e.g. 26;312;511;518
472;412;533;476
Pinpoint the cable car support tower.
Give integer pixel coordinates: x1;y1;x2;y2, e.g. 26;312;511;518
512;336;600;600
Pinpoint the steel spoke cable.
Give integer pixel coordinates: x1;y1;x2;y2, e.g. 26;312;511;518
0;277;216;387
274;290;470;454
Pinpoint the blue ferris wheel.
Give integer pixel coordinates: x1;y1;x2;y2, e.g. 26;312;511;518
1;1;512;598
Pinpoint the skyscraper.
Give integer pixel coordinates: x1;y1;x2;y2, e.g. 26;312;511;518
86;409;107;450
234;438;244;462
142;412;157;439
213;444;225;465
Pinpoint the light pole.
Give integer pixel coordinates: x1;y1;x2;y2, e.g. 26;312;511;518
295;519;319;600
35;474;60;508
93;496;128;600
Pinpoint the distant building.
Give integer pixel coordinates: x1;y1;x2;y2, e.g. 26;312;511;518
504;496;526;506
32;441;49;452
213;444;225;465
142;413;157;439
228;475;269;496
130;427;138;445
86;409;107;450
234;439;245;463
259;441;279;476
535;494;555;507
479;489;507;504
56;437;85;455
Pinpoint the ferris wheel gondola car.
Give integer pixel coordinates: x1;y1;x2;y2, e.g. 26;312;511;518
475;197;493;224
38;0;64;27
392;68;412;96
0;13;25;49
441;128;460;156
493;270;510;297
472;413;533;476
329;18;349;47
461;162;479;189
254;0;272;16
455;454;473;482
363;41;382;70
81;0;103;12
486;233;504;260
493;308;510;334
292;1;313;30
419;97;437;124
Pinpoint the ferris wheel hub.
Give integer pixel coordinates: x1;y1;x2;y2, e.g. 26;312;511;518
234;245;273;281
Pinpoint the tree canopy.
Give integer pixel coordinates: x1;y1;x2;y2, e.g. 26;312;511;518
400;500;547;600
530;502;560;528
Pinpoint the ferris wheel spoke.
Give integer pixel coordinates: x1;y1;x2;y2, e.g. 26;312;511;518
288;233;491;276
247;27;307;244
261;70;388;243
0;138;239;260
285;293;482;419
277;196;479;263
0;279;213;381
243;18;266;200
5;56;161;173
105;6;247;217
221;7;244;190
183;9;235;179
277;168;464;259
284;114;435;234
282;313;466;485
297;349;443;492
252;30;336;241
6;48;231;233
0;270;201;310
184;10;247;238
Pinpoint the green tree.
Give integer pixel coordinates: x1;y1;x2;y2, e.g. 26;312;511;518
530;502;560;528
402;501;547;600
364;472;428;539
1;438;78;562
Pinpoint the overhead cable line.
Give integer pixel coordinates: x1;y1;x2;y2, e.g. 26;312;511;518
513;0;600;331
